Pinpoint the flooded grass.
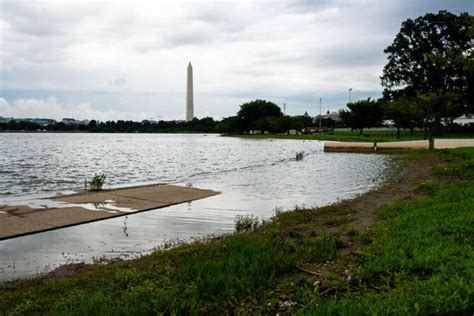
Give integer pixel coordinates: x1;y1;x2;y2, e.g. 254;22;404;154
1;148;473;314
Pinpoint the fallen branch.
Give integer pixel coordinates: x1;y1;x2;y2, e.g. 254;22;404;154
296;266;322;276
319;287;335;297
370;284;381;290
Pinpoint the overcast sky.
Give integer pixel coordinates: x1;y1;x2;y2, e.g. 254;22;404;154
0;0;472;121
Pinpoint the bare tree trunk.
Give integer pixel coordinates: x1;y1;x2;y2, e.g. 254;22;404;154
428;125;434;150
433;116;442;137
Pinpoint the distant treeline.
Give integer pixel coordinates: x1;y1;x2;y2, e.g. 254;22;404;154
0;121;89;132
89;118;218;133
0;114;337;134
0;118;218;133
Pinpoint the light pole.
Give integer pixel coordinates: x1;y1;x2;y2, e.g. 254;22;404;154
348;88;352;103
319;97;322;131
283;103;286;115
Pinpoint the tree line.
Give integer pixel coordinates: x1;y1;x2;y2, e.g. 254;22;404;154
0;118;218;133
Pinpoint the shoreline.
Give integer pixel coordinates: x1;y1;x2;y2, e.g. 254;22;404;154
1;149;472;314
0;140;389;284
3;149;471;313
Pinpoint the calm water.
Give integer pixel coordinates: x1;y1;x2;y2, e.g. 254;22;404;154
0;133;392;281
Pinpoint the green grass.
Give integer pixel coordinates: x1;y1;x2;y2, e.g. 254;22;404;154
434;148;474;179
227;130;474;143
1;149;473;315
302;183;474;314
0;224;325;314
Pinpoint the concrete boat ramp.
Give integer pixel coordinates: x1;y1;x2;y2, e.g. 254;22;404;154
0;184;219;240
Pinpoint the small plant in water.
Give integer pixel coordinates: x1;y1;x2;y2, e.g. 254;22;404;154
84;174;106;191
234;214;260;233
295;151;304;161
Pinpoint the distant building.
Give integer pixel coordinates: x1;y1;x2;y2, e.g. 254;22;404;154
313;111;341;124
30;118;57;126
454;115;474;126
77;120;90;126
141;119;158;124
0;116;13;123
10;118;56;126
303;126;333;133
62;118;76;125
60;118;90;126
288;129;298;135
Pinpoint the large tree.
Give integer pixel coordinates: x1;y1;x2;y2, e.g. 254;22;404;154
216;116;240;134
384;97;424;138
237;99;283;133
339;98;384;135
381;10;473;133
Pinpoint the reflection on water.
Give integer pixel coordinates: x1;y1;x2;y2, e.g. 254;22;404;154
0;195;135;214
0;133;393;281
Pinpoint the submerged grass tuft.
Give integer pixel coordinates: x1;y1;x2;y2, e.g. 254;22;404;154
84;174;106;191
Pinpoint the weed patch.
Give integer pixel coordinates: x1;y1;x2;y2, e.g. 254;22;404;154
234;214;260;233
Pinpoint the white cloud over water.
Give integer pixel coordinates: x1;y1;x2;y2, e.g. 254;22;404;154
0;0;472;120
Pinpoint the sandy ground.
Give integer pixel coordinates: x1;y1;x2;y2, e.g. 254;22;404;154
0;184;219;240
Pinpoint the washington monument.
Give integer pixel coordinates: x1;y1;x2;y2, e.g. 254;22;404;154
186;62;194;121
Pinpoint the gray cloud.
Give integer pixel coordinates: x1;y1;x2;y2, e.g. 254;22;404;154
1;0;472;120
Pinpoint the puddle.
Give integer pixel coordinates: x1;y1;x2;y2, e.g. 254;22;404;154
0;193;138;214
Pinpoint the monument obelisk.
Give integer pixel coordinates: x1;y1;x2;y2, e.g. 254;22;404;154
186;62;194;121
